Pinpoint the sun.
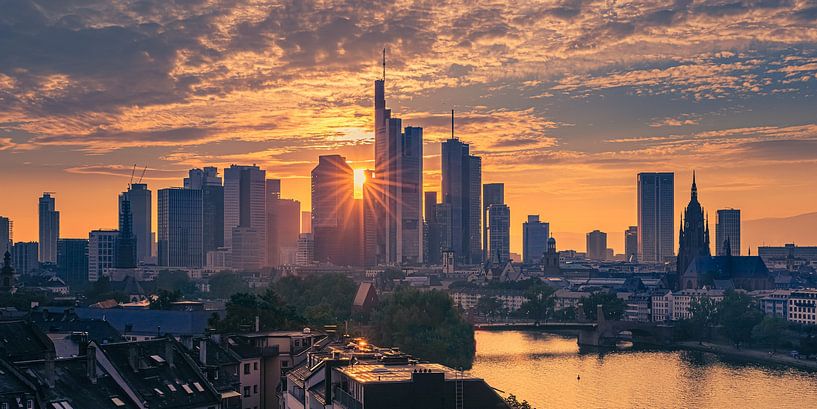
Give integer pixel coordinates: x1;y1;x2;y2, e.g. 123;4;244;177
353;168;366;199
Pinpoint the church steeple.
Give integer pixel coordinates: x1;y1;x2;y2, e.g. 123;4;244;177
0;251;15;294
691;170;698;200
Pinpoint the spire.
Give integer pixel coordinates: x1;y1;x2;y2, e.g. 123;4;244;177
691;170;698;200
382;48;386;82
451;109;455;140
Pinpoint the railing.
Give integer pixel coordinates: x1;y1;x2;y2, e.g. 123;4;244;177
333;386;363;409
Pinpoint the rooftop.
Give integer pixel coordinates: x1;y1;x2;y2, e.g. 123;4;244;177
337;362;473;384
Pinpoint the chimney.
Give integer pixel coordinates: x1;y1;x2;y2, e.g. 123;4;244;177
128;345;139;372
199;339;207;366
165;340;175;368
45;351;56;388
86;344;97;384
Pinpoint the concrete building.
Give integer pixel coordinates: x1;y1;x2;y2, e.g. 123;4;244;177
224;165;266;263
522;215;549;265
482;183;504;262
300;211;311;234
758;244;817;268
625;226;638;263
450;288;526;312
586;230;608;261
361;170;378;267
486;204;510;264
716;208;741;256
267;197;301;266
120;183;152;263
158;188;203;268
38;192;60;263
57;238;89;285
311;155;355;266
637;172;674;263
441;123;481;264
788;289;817;326
11;241;38;275
89;229;118;281
423;191;443;265
0;216;11;256
651;289;725;322
296;234;314;266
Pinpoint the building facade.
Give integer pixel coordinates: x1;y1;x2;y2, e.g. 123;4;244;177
0;216;11;256
224;165;266;263
185;167;224;260
11;242;38;275
482;183;504;262
89;229;118;281
625;226;638;263
441;134;481;264
121;183;152;263
38;193;60;263
677;173;711;281
158;188;203;268
486;204;510;264
311;155;355;266
522;215;549;265
586;230;607;261
57;238;89;285
637;172;674;263
716;208;741;256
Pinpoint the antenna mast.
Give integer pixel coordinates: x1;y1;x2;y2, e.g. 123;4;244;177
451;109;455;139
382;48;386;82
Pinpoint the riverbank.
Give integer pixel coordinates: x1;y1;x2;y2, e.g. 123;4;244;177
674;341;817;371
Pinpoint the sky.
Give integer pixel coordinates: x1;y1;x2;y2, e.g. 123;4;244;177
1;0;817;254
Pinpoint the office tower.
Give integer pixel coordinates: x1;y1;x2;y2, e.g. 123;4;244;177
11;242;38;275
223;165;266;260
185;167;224;257
523;215;549;265
266;179;281;200
296;233;314;266
267;197;301;266
57;239;89;285
716;208;741;256
424;192;443;265
435;203;453;257
230;227;264;270
88;230;118;281
158;188;203;268
625;226;638;262
311;155;355;265
373;64;424;265
487;204;511;264
0;216;11;256
637;172;674;263
677;173;710;278
586;230;608;260
301;211;312;234
441;122;482;264
362;170;378;267
38;193;59;263
120;183;152;263
483;183;505;261
115;196;137;268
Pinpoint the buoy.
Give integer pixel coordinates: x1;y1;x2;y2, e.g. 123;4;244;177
577;375;581;380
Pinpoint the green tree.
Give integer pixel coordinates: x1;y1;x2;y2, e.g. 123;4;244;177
210;289;304;333
718;291;764;348
752;316;789;352
150;289;182;310
208;272;250;299
582;292;626;321
505;394;535;409
155;270;195;295
476;296;503;319
519;283;555;323
687;296;719;344
370;288;475;369
272;273;357;325
84;276;127;304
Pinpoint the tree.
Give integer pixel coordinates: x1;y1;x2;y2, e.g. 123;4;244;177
519;283;555;323
210;289;304;333
150;289;181;310
208;272;250;299
505;395;535;409
687;296;719;343
369;288;475;369
752;316;789;352
718;291;763;348
84;276;127;304
476;296;503;319
272;273;357;325
582;292;626;321
155;270;195;295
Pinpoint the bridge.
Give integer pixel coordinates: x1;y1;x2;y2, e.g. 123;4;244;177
474;306;675;347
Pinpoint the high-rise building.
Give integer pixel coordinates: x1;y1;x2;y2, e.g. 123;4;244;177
0;216;11;256
296;233;314;266
311;155;355;265
716;208;741;256
223;165;266;263
88;230;118;281
115;195;137;268
482;183;505;262
441;118;482;264
158;188;203;268
522;215;549;265
57;239;88;285
120;183;152;263
230;227;264;271
487;204;510;264
625;226;638;262
637;172;674;263
424;192;443;265
586;230;608;261
267;197;301;266
373;58;423;265
435;203;453;258
301;211;312;234
185;167;224;257
38;193;59;263
677;172;711;282
266;179;281;200
362;170;379;267
11;242;38;275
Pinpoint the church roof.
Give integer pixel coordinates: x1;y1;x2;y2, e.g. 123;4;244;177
684;255;771;279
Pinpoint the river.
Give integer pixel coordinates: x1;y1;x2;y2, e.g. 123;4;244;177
468;330;817;408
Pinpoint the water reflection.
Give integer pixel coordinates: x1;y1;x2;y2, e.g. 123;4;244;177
469;330;817;409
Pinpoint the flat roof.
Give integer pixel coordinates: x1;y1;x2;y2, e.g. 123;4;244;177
336;363;476;384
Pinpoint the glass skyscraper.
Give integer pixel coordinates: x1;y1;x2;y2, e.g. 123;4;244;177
637;172;675;263
483;183;505;262
716;208;741;255
523;215;549;265
441;133;482;264
487;204;510;264
38;193;59;263
158;188;203;268
120;183;152;264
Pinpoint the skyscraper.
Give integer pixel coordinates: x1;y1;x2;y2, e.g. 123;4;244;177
424;192;443;265
296;233;314;266
373;54;423;265
483;183;505;262
586;230;608;261
362;170;379;267
120;183;152;263
441;115;482;264
224;165;266;265
311;155;355;265
487;204;510;264
158;188;203;268
88;230;118;281
523;215;549;265
0;216;11;256
115;196;137;268
185;167;224;258
625;226;638;262
38;193;59;263
716;208;741;256
57;238;88;285
301;211;312;234
267;196;301;266
11;242;38;275
637;172;674;263
677;173;711;281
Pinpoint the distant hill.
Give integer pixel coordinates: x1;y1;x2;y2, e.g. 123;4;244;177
744;212;817;252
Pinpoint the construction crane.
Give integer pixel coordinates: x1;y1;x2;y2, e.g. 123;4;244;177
137;165;147;184
128;164;137;188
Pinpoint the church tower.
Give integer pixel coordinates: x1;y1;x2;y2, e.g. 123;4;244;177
0;251;16;294
676;172;711;287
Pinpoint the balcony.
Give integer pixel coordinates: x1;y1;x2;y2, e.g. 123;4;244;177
333;386;363;409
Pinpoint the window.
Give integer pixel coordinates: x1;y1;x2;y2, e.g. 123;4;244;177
282;360;289;368
244;386;251;398
253;385;258;394
253;362;258;370
244;363;250;375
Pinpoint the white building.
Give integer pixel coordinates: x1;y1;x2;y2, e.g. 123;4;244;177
788;289;817;325
88;229;118;281
295;233;314;266
450;289;526;313
651;289;724;322
553;288;589;311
